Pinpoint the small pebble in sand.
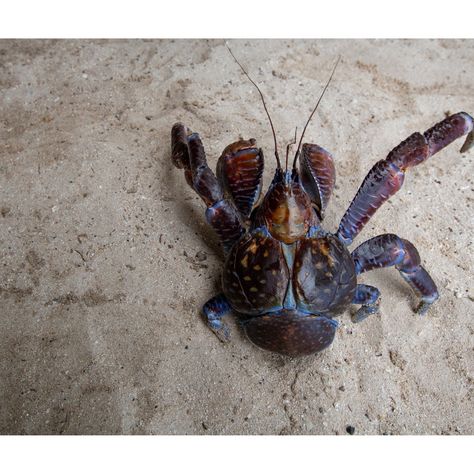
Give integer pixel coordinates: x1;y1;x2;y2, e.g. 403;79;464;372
195;251;207;262
346;425;355;435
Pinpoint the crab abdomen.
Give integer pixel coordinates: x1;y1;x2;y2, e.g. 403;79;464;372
243;309;338;356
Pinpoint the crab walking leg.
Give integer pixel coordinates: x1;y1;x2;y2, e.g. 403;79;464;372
351;234;439;315
202;294;233;342
337;112;474;245
352;284;381;323
171;123;244;253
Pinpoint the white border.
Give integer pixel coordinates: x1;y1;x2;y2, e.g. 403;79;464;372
1;4;472;474
1;436;472;474
1;0;473;38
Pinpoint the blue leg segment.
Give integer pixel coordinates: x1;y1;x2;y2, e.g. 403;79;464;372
352;284;381;323
202;294;232;342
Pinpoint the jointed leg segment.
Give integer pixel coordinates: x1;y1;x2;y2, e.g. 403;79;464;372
352;284;381;322
202;293;232;342
338;112;474;245
351;234;439;315
171;123;244;253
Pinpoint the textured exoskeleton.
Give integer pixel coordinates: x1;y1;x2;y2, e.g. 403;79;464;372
171;87;473;356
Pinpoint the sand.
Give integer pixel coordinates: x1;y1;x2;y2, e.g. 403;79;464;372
0;39;473;434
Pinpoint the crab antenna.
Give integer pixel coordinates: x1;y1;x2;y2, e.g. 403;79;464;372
285;127;298;172
226;43;282;169
292;56;341;170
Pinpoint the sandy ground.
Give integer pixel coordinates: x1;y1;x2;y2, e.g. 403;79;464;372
0;39;473;435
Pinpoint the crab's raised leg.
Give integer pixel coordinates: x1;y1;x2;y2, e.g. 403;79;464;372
171;123;244;253
352;284;381;323
202;293;232;342
216;140;264;220
351;234;439;315
299;143;336;220
337;112;474;245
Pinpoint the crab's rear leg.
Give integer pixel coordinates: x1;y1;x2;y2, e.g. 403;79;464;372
216;139;264;221
337;112;474;245
171;123;244;253
351;234;439;315
299;143;336;220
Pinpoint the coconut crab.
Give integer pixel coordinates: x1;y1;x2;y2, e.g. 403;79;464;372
170;50;474;356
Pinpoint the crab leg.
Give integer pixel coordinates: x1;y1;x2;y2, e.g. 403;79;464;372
202;294;232;342
352;284;380;323
337;112;474;245
351;233;439;315
171;123;244;253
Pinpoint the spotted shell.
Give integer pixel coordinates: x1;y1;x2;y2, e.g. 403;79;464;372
222;229;357;355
